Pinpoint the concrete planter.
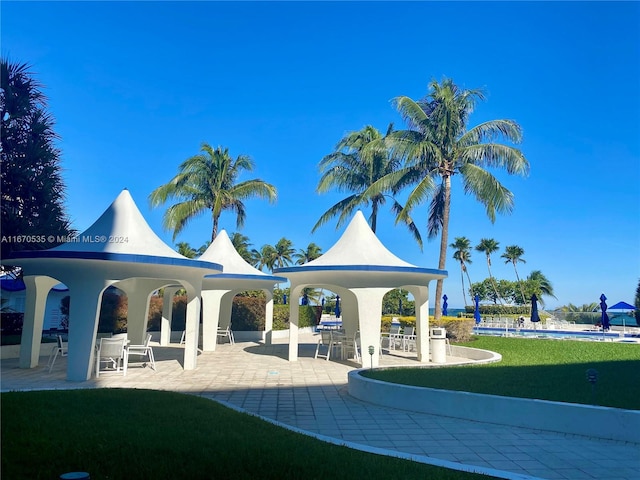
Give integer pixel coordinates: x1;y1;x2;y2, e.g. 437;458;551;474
348;347;640;444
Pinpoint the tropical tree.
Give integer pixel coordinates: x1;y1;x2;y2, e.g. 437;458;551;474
256;244;277;272
1;58;73;263
230;232;258;264
450;237;473;306
149;143;277;242
176;242;197;258
375;78;529;320
294;242;323;265
501;245;527;304
635;279;640;326
314;124;422;247
526;270;556;306
273;237;295;269
475;238;502;304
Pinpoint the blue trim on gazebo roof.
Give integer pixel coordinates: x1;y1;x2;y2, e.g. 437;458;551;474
204;273;287;283
7;250;223;271
274;264;447;276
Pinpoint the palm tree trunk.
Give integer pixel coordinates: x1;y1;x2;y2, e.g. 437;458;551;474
460;267;468;306
513;263;526;305
211;213;219;242
371;199;379;233
464;267;473;301
434;176;452;322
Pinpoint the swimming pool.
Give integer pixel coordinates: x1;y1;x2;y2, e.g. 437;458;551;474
473;326;640;342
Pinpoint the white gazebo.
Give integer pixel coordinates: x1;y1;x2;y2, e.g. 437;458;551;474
193;230;287;350
3;189;223;381
274;211;447;367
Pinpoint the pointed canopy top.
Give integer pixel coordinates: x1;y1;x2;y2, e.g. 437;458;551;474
199;230;285;283
304;211;414;268
608;301;637;310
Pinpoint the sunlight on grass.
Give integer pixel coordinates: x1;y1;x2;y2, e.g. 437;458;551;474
365;337;640;410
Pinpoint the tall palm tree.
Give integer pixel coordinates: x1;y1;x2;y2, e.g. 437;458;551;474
256;244;277;272
376;78;529;320
501;245;526;305
475;238;502;304
294;242;323;265
526;270;557;306
314;124;422;247
450;237;473;307
149;143;277;242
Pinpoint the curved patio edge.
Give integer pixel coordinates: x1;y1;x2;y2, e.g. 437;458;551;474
348;347;640;444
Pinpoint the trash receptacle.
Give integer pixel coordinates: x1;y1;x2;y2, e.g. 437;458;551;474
430;327;447;363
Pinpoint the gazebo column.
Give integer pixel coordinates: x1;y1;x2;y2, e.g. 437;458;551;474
117;279;167;345
411;285;431;363
160;287;179;346
264;290;274;345
65;278;111;381
350;288;387;367
19;275;59;369
287;284;304;361
183;281;203;370
201;290;226;352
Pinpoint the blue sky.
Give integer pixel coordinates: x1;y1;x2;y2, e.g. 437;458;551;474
3;1;639;309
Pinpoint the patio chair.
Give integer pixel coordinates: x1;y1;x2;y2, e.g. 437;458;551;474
126;333;156;370
381;324;402;352
217;326;235;344
95;337;127;377
402;326;416;352
46;335;68;372
314;330;333;360
341;331;360;362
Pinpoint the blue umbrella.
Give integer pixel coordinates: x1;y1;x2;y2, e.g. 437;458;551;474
474;294;481;324
600;293;610;331
399;298;403;315
334;295;341;318
442;294;448;316
301;293;308;305
283;293;287;305
531;294;541;329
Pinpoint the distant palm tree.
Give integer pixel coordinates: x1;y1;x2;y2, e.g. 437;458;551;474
314;124;422;247
501;245;526;304
380;78;529;320
256;244;277;272
450;237;473;306
176;242;197;259
294;242;323;265
475;238;502;304
149;143;277;242
230;232;257;264
273;238;295;269
561;303;598;313
526;270;556;306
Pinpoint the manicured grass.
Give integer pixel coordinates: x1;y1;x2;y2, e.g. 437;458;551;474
364;337;640;410
1;389;496;480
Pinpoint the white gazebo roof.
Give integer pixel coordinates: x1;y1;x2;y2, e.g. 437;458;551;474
200;230;286;287
275;211;446;288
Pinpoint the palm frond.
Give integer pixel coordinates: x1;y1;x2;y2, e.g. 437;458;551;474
459;163;515;222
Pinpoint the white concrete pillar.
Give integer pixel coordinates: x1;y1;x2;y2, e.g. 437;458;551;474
19;276;59;368
64;278;112;381
160;287;179;346
287;284;303;361
350;288;387;367
264;290;274;345
411;285;431;363
183;282;202;371
201;289;226;352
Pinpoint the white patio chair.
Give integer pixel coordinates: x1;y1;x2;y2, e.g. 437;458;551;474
47;335;68;372
314;330;333;360
126;333;155;370
381;324;402;352
95;337;127;377
402;326;416;352
217;326;235;344
341;331;360;362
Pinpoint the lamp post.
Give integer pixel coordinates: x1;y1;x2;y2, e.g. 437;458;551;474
368;345;374;369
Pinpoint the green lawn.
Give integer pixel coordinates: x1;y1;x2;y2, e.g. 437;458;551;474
364;336;640;410
1;389;496;480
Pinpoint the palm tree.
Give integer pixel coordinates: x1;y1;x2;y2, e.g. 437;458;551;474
526;270;556;306
176;242;197;258
149;143;277;242
501;245;526;304
230;232;258;264
256;244;277;272
273;237;295;269
294;242;323;265
475;238;502;304
378;78;529;320
314;124;422;247
450;237;473;307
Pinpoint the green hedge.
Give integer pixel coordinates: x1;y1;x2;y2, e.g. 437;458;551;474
466;304;532;316
381;315;473;342
232;298;319;331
